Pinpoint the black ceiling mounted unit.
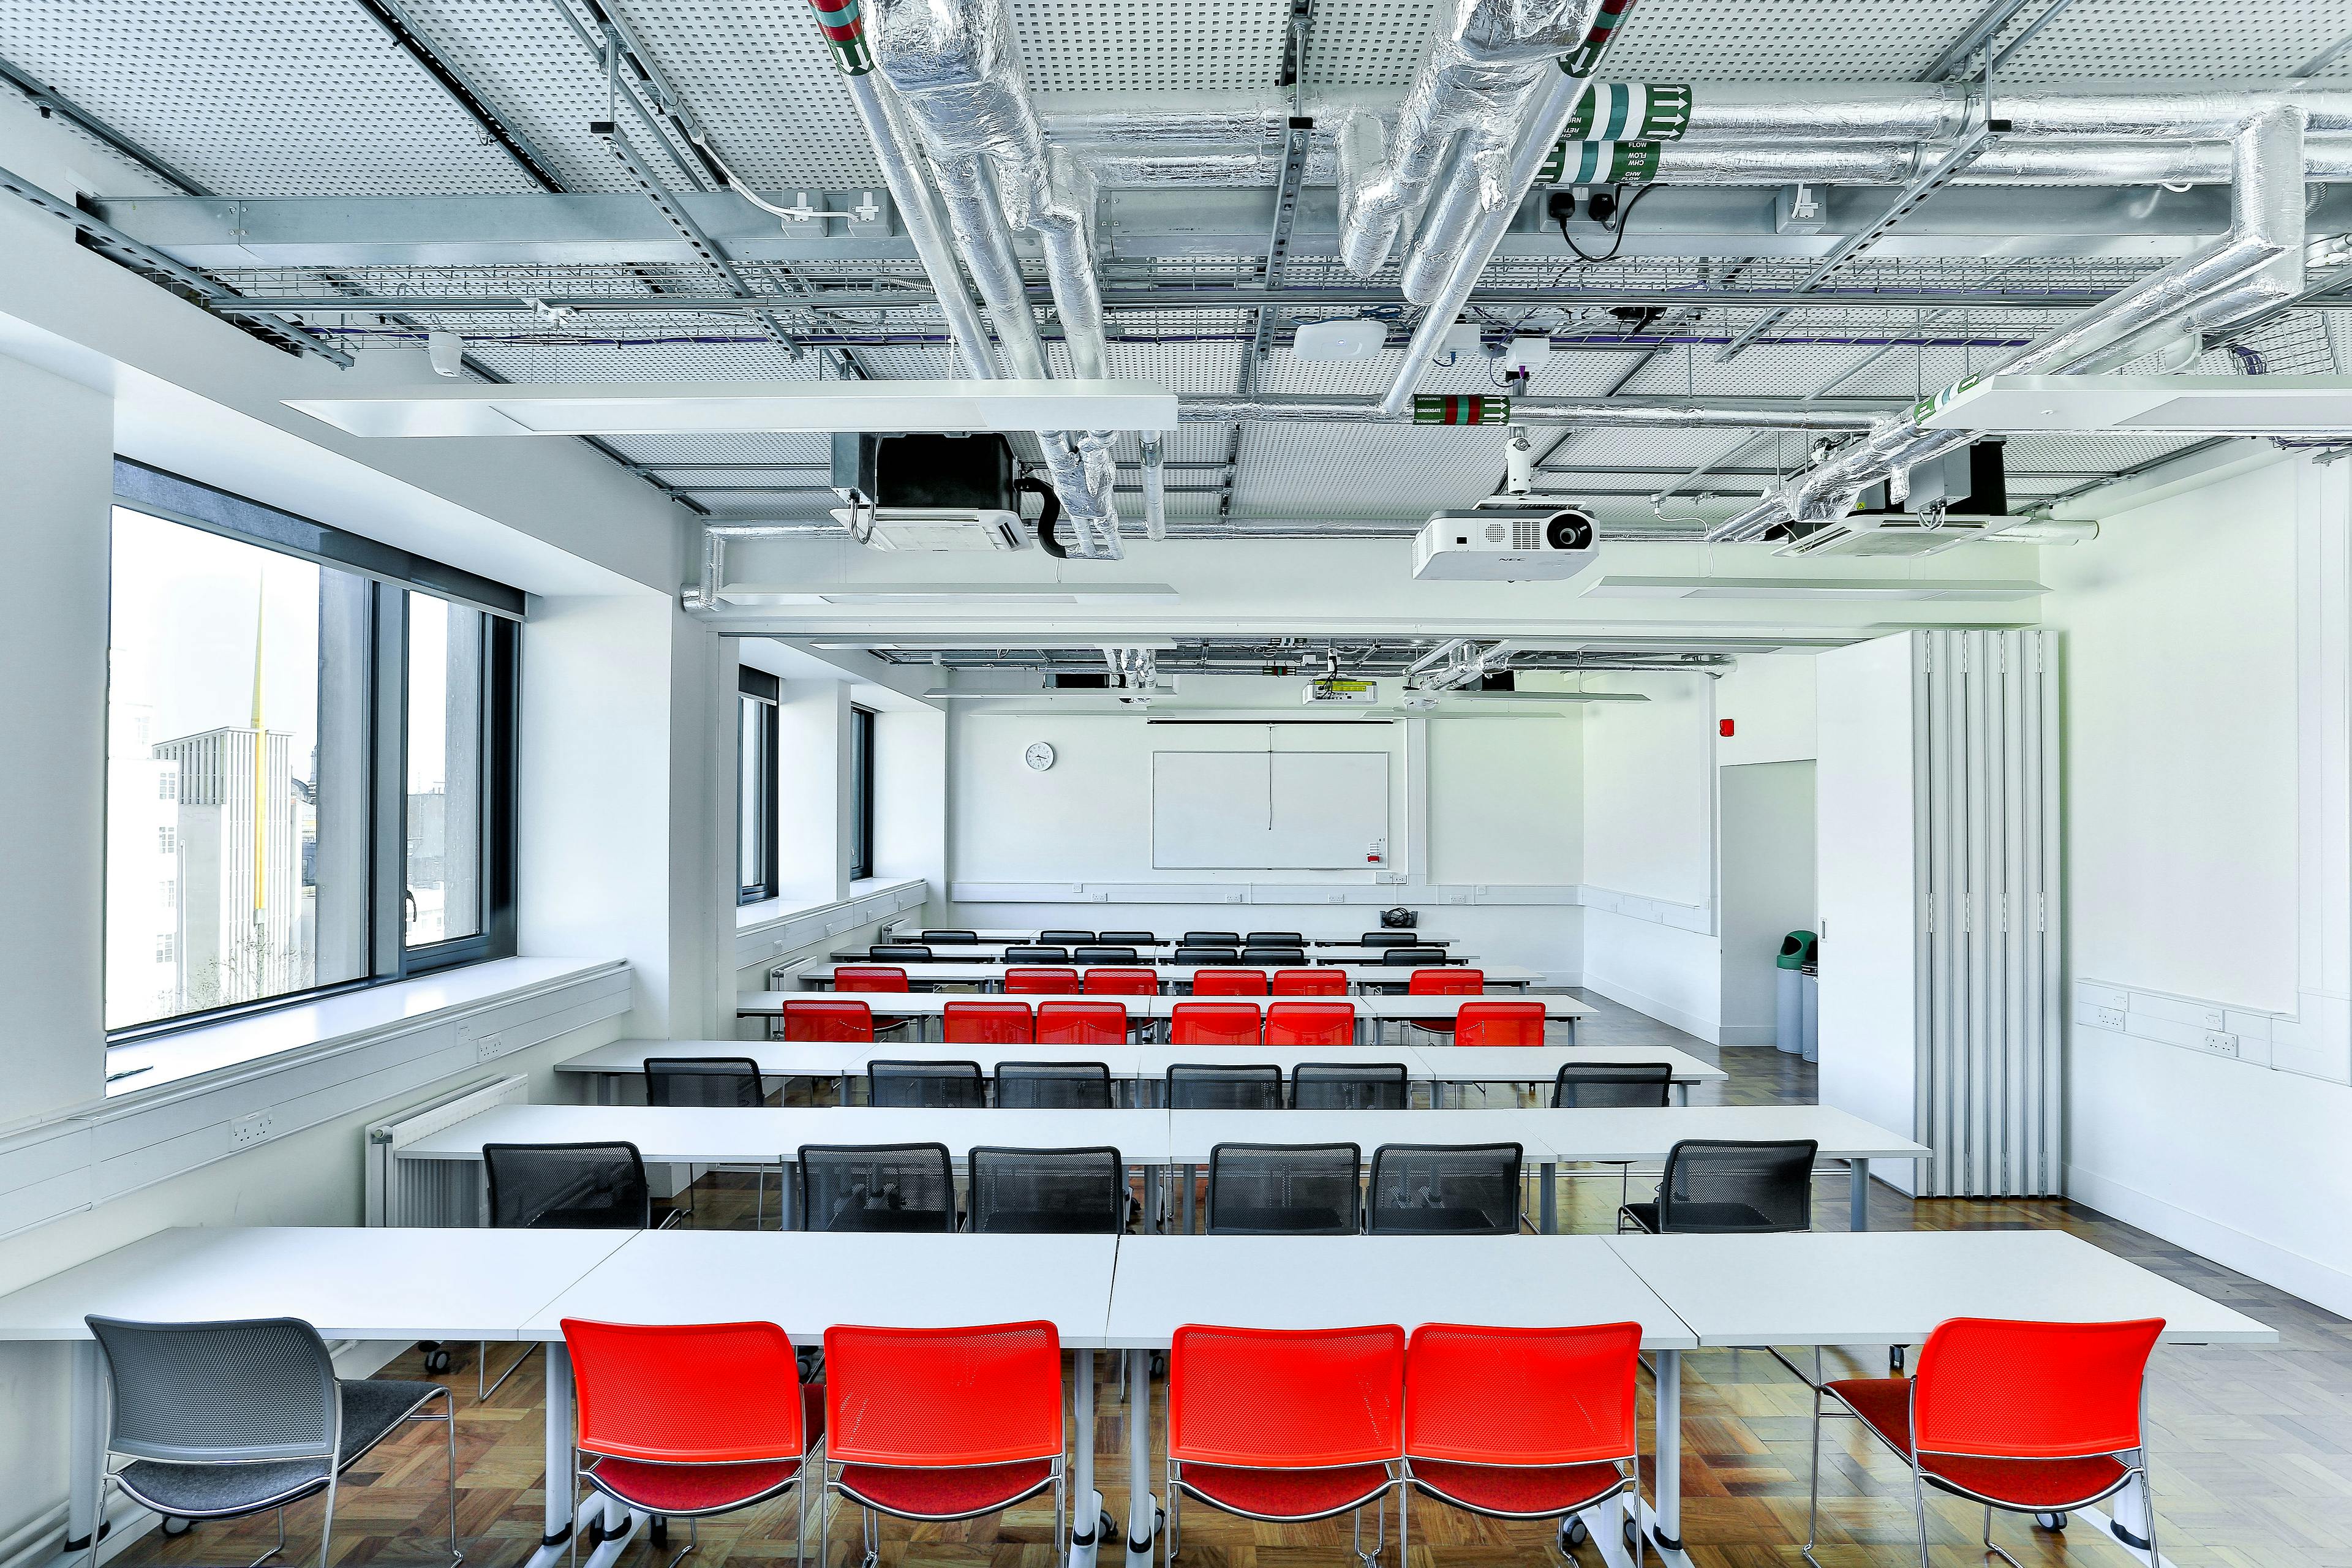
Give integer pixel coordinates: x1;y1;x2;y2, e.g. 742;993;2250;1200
830;432;1030;552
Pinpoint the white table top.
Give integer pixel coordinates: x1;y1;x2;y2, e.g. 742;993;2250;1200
846;943;1479;965
0;1226;634;1342
910;930;1454;947
735;992;1588;1020
526;1230;1122;1348
1522;1104;1931;1163
394;1102;1176;1164
797;962;1542;987
1102;1235;1697;1351
1605;1231;2278;1346
1164;1107;1570;1163
561;1039;1152;1080
1136;1044;1719;1088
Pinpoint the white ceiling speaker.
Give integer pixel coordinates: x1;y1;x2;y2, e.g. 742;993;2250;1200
1291;317;1389;361
425;330;465;378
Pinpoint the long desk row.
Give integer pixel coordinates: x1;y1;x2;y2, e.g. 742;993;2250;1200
796;962;1544;990
903;929;1457;947
0;1226;2272;1568
393;1101;1927;1232
742;989;1583;1040
561;1039;1723;1104
836;942;1480;964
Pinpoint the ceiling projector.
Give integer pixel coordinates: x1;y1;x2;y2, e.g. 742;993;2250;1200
1412;504;1600;581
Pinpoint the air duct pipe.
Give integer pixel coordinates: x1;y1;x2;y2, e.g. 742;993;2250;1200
872;0;1124;557
1336;0;1605;278
1709;106;2307;540
1177;393;1882;429
1139;435;1169;540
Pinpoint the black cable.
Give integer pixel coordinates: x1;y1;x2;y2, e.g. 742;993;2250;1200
1019;475;1069;559
1559;181;1663;265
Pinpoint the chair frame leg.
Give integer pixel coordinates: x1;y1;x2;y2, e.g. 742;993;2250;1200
1801;1381;1825;1568
480;1341;535;1403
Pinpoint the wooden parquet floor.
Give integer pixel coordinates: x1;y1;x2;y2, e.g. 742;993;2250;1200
111;992;2352;1568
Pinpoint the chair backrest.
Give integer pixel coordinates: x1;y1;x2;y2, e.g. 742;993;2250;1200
1072;945;1140;965
1409;967;1483;994
1099;930;1158;946
86;1315;339;1465
869;943;935;962
1038;929;1096;945
1654;1137;1819;1232
1169;1324;1404;1467
919;929;979;945
1243;931;1305;948
562;1318;807;1464
1359;931;1418;948
1170;1001;1264;1046
485;1140;652;1229
835;965;910;993
1003;944;1070;963
823;1321;1063;1466
1205;1142;1363;1234
1272;967;1348;996
1911;1317;2165;1460
784;997;876;1043
1085;967;1161;996
1182;930;1243;947
1291;1061;1408;1109
1403;1321;1640;1464
944;1000;1036;1046
1455;999;1547;1046
1036;999;1131;1045
994;1060;1115;1109
1166;1063;1284;1110
1382;946;1447;966
868;1059;987;1107
968;1146;1128;1232
643;1056;764;1109
1191;968;1270;997
1005;966;1082;995
796;1142;957;1232
1265;1001;1358;1048
1552;1061;1675;1109
1173;946;1242;966
1366;1143;1522;1235
1240;947;1307;968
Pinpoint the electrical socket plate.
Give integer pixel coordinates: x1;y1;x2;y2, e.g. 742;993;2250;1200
230;1109;274;1148
475;1034;504;1064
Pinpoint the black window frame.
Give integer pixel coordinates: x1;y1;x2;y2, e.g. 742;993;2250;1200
850;704;877;882
738;668;781;905
104;459;524;1046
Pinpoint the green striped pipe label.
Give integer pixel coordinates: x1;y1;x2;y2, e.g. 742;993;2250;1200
805;0;875;75
1563;82;1691;141
1561;0;1639;75
1537;138;1663;184
1414;395;1511;425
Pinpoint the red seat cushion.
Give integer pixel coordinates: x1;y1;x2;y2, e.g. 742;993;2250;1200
1408;1459;1626;1519
1176;1463;1394;1522
1828;1378;2133;1509
586;1457;803;1514
836;1459;1055;1521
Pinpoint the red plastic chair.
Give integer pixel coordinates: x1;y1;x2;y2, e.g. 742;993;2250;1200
1265;1001;1357;1047
783;997;875;1043
1191;969;1270;997
561;1317;823;1560
1453;1000;1547;1047
1405;968;1485;1038
945;1000;1035;1046
1403;1322;1642;1556
823;1321;1066;1552
1084;967;1161;996
1168;1324;1405;1555
1038;1000;1130;1046
1170;1002;1264;1047
1005;967;1082;995
1809;1317;2166;1568
1272;968;1348;997
830;965;918;1036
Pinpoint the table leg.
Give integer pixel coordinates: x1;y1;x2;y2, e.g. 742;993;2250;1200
1849;1159;1871;1231
1181;1164;1196;1235
780;1161;797;1230
596;1072;614;1106
522;1342;576;1568
1652;1349;1684;1551
1123;1346;1155;1568
1674;1082;1689;1107
1540;1163;1558;1233
1069;1349;1101;1568
66;1340;102;1558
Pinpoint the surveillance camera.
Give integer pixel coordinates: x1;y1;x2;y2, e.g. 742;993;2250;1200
1544;507;1596;551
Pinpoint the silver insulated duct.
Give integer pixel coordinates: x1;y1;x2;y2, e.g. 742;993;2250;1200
872;0;1124;558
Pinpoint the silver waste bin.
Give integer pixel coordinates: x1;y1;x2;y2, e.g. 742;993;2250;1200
1775;931;1815;1054
1800;962;1820;1063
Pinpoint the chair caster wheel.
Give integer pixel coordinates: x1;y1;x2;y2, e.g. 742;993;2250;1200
2035;1512;2068;1531
1626;1517;1640;1553
584;1518;607;1550
423;1346;453;1374
160;1518;194;1539
1559;1517;1588;1549
1101;1511;1120;1546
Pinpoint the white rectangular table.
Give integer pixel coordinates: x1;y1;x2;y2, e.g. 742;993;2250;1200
840;942;1480;965
796;962;1542;991
900;929;1455;948
737;989;1585;1041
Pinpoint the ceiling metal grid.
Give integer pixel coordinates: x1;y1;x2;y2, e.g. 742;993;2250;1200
1012;0;1292;90
1996;0;2352;80
1544;426;1771;471
382;0;638;192
0;0;539;196
1302;0;1447;88
1228;422;1518;516
1599;0;1999;80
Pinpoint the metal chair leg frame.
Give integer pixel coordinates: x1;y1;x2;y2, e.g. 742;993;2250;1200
481;1340;537;1402
1801;1381;1825;1568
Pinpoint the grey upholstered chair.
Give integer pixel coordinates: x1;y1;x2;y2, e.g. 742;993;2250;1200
83;1314;458;1568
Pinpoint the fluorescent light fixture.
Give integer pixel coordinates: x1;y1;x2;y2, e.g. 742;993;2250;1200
1585;575;2047;601
285;379;1179;437
1920;374;2352;433
719;582;1182;606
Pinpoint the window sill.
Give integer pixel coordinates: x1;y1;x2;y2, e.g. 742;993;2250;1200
102;957;627;1099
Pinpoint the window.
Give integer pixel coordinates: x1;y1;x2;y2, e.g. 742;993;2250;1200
849;704;876;881
105;461;521;1039
737;668;780;904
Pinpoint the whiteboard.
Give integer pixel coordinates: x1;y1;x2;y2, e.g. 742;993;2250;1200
1152;751;1390;869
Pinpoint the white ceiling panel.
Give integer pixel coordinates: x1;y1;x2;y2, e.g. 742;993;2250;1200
463;338;826;382
1229;421;1513;516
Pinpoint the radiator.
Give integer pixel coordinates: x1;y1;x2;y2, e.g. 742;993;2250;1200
364;1074;530;1226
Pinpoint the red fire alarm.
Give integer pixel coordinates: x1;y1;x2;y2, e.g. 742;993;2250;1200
1719;718;1735;737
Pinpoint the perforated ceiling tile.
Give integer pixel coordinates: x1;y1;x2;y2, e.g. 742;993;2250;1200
0;1;539;195
462;337;825;381
1616;341;1885;398
391;1;644;193
1997;431;2215;473
603;432;834;465
1543;426;1762;470
1997;0;2352;81
1044;337;1251;391
1114;424;1236;463
1303;0;1444;89
1012;0;1290;91
1230;422;1513;516
1600;0;1995;81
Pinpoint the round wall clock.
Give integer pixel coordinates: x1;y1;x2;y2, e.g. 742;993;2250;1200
1024;741;1057;772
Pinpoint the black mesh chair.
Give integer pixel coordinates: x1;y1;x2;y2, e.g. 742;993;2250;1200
796;1142;958;1232
85;1314;459;1568
1239;947;1307;968
921;928;980;944
868;1059;986;1107
643;1057;777;1231
1003;944;1070;963
968;1146;1128;1233
1291;1062;1410;1109
481;1141;657;1397
1205;1142;1362;1234
1621;1138;1819;1235
1039;929;1098;945
995;1060;1115;1109
1244;931;1305;948
1359;930;1419;947
1072;944;1140;965
1366;1142;1523;1234
1100;930;1159;946
1551;1062;1675;1108
870;943;935;962
1378;945;1448;965
1172;946;1241;966
1182;930;1243;947
1167;1063;1284;1109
